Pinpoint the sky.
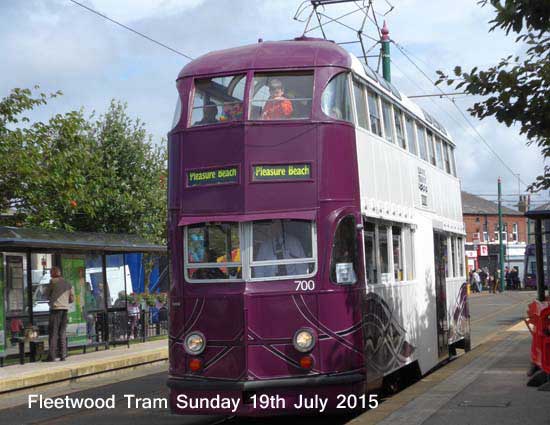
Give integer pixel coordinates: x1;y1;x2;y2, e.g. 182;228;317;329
1;0;546;209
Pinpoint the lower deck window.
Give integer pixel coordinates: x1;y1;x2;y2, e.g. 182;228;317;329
251;219;315;279
364;218;415;284
184;220;317;282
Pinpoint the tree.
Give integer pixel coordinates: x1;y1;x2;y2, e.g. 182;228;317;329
437;0;550;191
0;88;167;244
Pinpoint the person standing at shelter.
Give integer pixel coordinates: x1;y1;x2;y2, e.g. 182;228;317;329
45;266;74;361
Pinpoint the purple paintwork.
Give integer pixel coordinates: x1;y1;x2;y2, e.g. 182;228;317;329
168;38;365;416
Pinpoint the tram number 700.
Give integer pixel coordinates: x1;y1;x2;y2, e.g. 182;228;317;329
294;280;315;291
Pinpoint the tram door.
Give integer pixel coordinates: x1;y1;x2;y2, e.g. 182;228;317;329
433;232;449;358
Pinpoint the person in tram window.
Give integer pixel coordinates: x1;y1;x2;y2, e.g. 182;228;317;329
192;249;226;280
261;79;293;120
255;220;306;277
194;101;218;125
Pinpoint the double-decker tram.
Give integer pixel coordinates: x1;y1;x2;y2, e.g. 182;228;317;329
167;37;470;416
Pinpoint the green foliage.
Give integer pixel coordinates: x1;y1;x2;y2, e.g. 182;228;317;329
436;0;550;191
0;87;167;244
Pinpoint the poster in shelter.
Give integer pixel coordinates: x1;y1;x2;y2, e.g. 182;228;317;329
61;256;87;346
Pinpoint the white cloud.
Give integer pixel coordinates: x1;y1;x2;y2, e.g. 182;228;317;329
1;0;546;203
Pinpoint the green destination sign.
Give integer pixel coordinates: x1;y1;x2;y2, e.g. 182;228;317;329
252;164;311;182
187;166;239;187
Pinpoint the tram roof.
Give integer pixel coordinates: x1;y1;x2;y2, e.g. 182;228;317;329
178;37;351;78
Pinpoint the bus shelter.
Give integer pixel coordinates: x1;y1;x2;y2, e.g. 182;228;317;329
524;209;550;302
0;226;167;363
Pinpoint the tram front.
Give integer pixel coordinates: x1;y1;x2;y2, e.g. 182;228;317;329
167;38;366;416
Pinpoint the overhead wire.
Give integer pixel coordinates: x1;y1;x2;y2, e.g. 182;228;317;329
68;0;194;61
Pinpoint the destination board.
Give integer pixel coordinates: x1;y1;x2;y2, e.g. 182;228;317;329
252;164;311;182
187;166;239;187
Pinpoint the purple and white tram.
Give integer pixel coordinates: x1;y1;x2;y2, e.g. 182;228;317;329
167;37;470;416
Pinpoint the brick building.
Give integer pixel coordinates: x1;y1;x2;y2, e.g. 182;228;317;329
461;191;527;277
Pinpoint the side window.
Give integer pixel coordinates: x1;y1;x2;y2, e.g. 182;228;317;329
171;96;182;130
451;236;457;277
443;141;451;173
330;216;358;284
417;124;428;161
190;74;245;127
381;100;394;143
405;115;417;155
404;227;415;280
435;137;444;170
427;130;437;166
321;72;352;122
394;108;406;149
457;237;464;277
378;225;390;280
353;80;368;129
364;221;377;284
392;226;403;281
367;91;382;136
250;72;314;120
449;145;457;176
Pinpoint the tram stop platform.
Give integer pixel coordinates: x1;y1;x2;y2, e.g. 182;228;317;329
0;339;168;395
349;321;547;425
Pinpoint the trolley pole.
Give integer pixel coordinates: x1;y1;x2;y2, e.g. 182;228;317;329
381;21;391;83
498;177;505;292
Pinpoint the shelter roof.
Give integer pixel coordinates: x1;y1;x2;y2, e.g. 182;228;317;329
0;226;165;252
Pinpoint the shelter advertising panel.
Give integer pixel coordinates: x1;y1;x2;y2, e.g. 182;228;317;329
61;257;87;346
0;253;5;357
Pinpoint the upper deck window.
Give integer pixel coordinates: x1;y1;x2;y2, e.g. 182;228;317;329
427;131;437;166
435;137;444;170
190;74;245;127
405;115;417;155
394;108;406;149
381;99;394;143
417;124;428;161
321;72;352;122
353;79;368;129
250;72;313;121
367;91;382;137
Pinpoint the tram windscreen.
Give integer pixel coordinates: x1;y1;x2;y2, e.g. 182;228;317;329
185;223;242;281
190;74;245;127
251;219;315;279
250;72;313;120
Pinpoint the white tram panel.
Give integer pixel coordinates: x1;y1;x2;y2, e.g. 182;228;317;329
349;54;466;375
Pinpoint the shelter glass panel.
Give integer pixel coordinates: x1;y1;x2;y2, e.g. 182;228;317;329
191;74;245;126
321;72;352;122
251;72;314;120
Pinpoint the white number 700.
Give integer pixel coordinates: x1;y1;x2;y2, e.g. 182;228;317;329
294;280;315;291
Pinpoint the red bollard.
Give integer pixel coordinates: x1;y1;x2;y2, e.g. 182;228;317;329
526;300;550;375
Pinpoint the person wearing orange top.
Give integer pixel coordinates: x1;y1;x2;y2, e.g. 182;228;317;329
261;79;293;120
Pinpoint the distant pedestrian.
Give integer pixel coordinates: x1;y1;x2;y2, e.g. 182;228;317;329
45;266;74;361
479;268;488;291
473;269;482;293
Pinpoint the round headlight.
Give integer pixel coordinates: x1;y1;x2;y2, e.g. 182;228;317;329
184;332;205;355
293;329;315;353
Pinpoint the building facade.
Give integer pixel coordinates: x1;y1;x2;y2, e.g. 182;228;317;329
462;192;527;280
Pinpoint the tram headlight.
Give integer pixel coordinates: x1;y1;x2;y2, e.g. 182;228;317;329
293;329;315;353
184;332;206;355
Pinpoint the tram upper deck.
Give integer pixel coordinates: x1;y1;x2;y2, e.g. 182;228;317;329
169;37;463;230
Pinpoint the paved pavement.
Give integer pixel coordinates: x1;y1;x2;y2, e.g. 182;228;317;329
350;290;545;425
0;290;541;425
